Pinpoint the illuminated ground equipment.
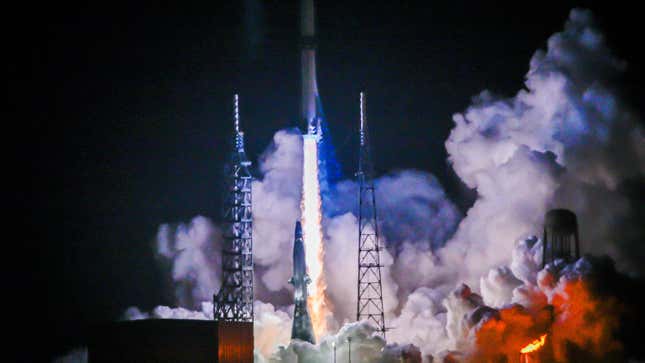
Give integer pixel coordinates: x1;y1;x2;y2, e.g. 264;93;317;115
356;92;387;339
88;320;253;363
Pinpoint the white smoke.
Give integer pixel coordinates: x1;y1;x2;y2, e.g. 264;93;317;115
387;287;450;356
123;302;214;321
155;129;305;307
141;125;457;361
332;170;462;253
156;216;222;307
252;129;304;296
116;7;643;363
444;8;644;280
268;321;425;363
254;301;293;359
322;212;400;331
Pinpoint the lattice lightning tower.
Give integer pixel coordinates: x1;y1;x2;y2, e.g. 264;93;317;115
213;94;254;322
356;92;386;339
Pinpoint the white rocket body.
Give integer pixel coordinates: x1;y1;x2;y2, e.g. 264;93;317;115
301;0;321;137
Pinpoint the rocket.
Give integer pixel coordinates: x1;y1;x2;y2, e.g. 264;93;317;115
301;0;322;138
289;221;316;344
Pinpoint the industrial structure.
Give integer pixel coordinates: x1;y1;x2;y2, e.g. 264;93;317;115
88;320;253;363
356;92;387;339
289;221;316;343
542;208;581;268
213;94;254;322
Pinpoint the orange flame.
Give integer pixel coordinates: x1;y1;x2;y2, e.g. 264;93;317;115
301;135;331;339
520;334;547;354
307;226;330;339
308;266;331;339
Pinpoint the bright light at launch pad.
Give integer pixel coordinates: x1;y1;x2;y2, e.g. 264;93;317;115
300;134;329;339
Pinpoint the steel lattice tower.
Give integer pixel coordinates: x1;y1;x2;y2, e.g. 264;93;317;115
213;94;254;322
356;92;386;339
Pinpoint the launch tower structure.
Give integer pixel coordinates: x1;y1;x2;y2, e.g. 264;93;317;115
213;94;254;322
356;92;386;339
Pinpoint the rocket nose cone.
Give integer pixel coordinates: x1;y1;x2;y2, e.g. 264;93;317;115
295;221;303;239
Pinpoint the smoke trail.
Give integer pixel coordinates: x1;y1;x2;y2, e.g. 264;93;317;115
443;8;644;285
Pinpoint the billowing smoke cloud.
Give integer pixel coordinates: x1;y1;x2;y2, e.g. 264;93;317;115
331;171;462;252
267;321;425;363
403;8;642;360
95;7;643;363
151;125;461;325
156;216;222;308
252;129;303;300
458;238;623;362
156;129;305;306
123;302;214;321
140;125;459;361
444;8;644;280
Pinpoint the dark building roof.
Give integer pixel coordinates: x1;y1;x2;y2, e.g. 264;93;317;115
88;319;253;363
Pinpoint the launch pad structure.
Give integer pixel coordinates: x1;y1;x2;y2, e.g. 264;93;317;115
299;0;389;338
211;0;391;348
213;95;254;323
88;320;253;363
356;92;387;339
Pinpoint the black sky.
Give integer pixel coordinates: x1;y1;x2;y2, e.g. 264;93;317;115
13;1;643;361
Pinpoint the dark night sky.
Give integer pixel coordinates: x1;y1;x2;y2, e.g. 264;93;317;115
12;1;642;361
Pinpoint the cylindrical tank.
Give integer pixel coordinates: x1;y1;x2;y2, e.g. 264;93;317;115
542;209;580;267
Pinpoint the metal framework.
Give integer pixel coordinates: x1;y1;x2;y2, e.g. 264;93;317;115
213;94;254;322
356;92;386;338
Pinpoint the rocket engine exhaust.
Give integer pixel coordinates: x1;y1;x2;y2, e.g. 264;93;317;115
300;133;329;339
298;0;330;340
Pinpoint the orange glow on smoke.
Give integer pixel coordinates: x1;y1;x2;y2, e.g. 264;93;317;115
301;135;330;339
308;262;331;340
520;334;547;354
